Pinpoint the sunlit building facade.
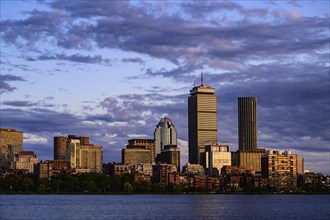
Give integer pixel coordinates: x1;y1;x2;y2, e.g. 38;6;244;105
262;150;298;189
13;151;38;173
80;145;103;173
204;144;231;176
0;128;23;169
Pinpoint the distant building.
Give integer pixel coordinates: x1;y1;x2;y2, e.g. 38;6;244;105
152;163;179;185
131;163;153;176
122;148;151;166
54;135;90;161
108;163;131;175
231;149;266;172
204;144;231;176
221;165;245;177
238;97;257;151
12;151;38;173
296;156;304;175
54;136;67;161
156;145;180;172
262;150;298;189
182;163;205;176
66;139;80;169
127;139;155;163
35;160;68;179
188;74;218;164
80;145;103;173
0;128;23;169
65;137;103;172
154;117;177;157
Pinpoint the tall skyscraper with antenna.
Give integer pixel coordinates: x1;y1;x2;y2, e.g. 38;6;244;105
188;73;218;164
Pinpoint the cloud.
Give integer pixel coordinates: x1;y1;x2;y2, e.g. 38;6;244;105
122;57;145;64
26;53;111;65
0;1;329;174
24;133;48;144
0;74;25;93
2;98;55;108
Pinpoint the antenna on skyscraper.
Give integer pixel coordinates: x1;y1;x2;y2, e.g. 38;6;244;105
201;71;204;86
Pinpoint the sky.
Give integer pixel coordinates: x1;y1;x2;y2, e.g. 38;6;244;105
0;0;329;174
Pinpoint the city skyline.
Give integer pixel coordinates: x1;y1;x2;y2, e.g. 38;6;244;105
0;1;329;174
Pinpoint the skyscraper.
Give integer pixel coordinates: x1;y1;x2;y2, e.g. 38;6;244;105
188;74;218;164
238;97;257;151
154;117;177;157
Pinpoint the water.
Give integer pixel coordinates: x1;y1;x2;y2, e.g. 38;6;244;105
0;194;329;220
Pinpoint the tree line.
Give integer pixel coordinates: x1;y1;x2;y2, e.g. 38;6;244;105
0;173;328;194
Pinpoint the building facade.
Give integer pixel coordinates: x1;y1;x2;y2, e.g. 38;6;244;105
0;128;23;169
204;144;231;176
65;137;103;172
231;149;266;172
262;150;298;189
80;145;103;173
54;135;90;161
35;160;68;179
66;139;81;169
238;97;257;151
188;75;218;164
13;151;38;173
154;117;177;157
152;163;179;185
156;145;180;172
122;148;151;166
54;136;68;161
182;163;205;176
296;156;304;175
126;139;155;163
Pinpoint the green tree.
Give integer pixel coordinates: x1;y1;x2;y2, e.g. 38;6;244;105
20;178;35;192
124;182;133;194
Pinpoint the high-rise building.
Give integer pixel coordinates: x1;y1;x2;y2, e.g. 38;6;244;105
188;74;218;164
296;156;304;175
55;135;90;161
154;117;177;157
66;139;80;169
231;149;266;172
238;97;257;151
262;150;298;189
127;139;155;163
65;137;103;172
0;128;23;169
122;148;151;166
54;136;67;161
80;145;103;173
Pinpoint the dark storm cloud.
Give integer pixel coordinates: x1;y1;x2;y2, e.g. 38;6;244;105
0;74;25;93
